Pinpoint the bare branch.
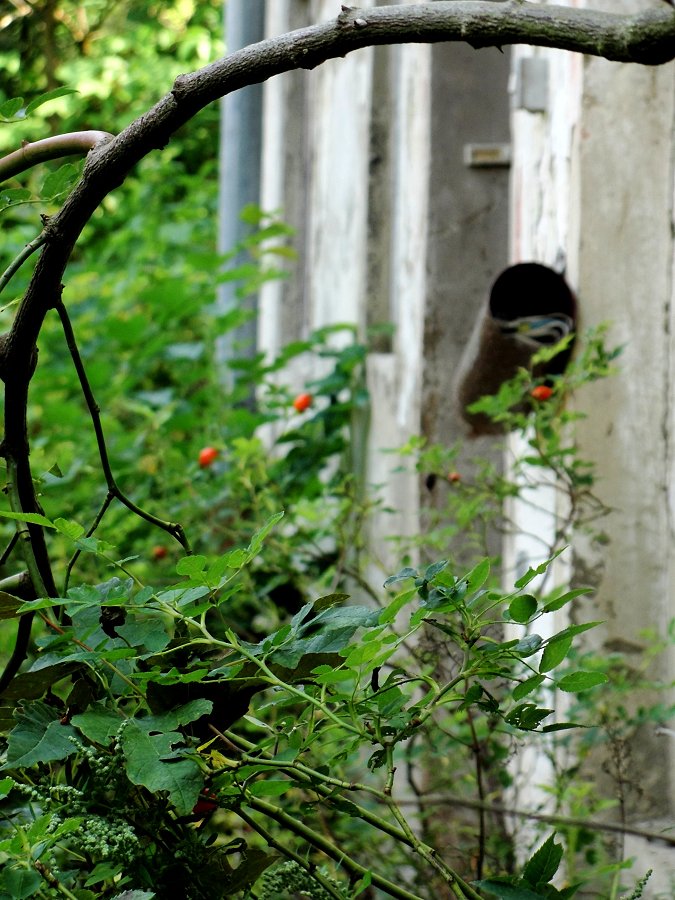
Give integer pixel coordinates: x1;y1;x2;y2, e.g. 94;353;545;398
0;131;114;184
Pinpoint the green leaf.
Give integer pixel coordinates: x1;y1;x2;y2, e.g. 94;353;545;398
424;559;448;580
0;661;80;700
465;557;491;593
41;163;79;200
72;703;125;745
54;517;85;540
379;587;417;624
3;701;79;768
24;87;78;114
513;674;545;701
272;605;380;668
473;879;546;899
0;510;54;527
514;549;565;589
176;555;207;577
84;861;125;886
542;587;593;613
3;866;43;899
522;833;563;888
247;779;290;798
0;777;14;799
539;636;573;673
0;592;22;620
248;510;284;555
384;567;418;587
0;98;24;119
120;720;203;816
0;187;32;209
505;703;553;731
556;671;608;693
509;594;538;623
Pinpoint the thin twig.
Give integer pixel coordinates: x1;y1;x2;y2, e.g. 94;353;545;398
0;231;47;298
63;490;113;592
54;299;191;552
396;792;675;847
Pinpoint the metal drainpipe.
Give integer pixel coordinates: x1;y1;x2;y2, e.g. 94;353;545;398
216;0;266;375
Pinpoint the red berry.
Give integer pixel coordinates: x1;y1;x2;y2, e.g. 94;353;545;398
192;789;219;817
530;385;553;402
292;393;313;413
447;471;461;483
198;446;218;468
152;545;168;560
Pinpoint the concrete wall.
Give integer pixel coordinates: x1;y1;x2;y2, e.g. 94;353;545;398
258;0;675;888
509;0;675;889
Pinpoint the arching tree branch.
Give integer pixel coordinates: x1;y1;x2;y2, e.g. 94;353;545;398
1;0;674;614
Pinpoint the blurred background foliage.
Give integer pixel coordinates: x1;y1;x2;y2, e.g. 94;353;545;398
0;0;369;623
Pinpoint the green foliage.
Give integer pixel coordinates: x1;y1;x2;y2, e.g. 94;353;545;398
0;5;667;899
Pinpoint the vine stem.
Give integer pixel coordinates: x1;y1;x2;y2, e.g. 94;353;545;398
212;726;482;895
54;298;191;552
0;231;47;298
234;805;346;900
243;793;427;900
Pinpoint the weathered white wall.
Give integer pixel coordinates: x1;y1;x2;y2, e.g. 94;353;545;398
509;0;675;889
259;0;675;887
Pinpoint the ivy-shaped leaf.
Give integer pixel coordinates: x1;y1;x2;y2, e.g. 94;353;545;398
3;701;79;768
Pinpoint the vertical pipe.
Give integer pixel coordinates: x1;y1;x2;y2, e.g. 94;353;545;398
217;0;266;368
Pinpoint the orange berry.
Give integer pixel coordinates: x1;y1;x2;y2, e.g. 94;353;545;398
447;471;461;483
530;385;553;402
292;392;313;413
152;545;168;560
198;446;218;468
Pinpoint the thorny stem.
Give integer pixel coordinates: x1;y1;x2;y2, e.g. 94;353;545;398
54;298;191;553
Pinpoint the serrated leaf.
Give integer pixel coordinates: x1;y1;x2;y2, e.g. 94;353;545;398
539;636;573;673
556;671;608;693
0;509;54;527
522;833;563;888
3;701;79;768
176;555;207;577
54;517;85;539
513;674;545;701
120;720;203;816
506;703;553;730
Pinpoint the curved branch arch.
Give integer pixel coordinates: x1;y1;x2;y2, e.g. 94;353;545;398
1;0;674;599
